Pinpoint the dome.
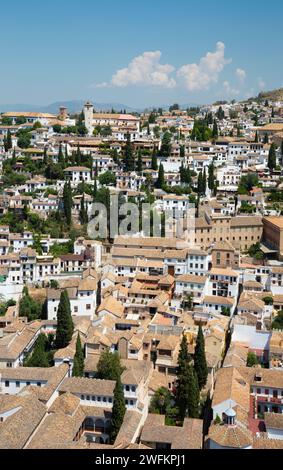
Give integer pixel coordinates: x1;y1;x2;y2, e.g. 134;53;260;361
225;407;236;418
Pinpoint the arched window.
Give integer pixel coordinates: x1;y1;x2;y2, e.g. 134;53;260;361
95;419;105;433
84;418;94;431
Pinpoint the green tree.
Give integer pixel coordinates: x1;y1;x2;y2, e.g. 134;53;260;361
136;150;143;173
194;326;208;390
202;168;207;195
151;147;158;170
6;130;12;151
156;163;165;189
96;351;124;381
216;106;225;120
212;119;218;139
187;366;200;418
247;352;259;367
110;377;126;444
72;333;84;377
268;143;277;171
24;334;49;368
63;181;73;226
272;310;283;330
149;387;172;415
180;145;185;158
17;129;31;148
57;143;64;166
160;131;172;158
55;290;74;349
19;286;43;322
208;162;215;191
79;194;88;225
176;335;190;420
124;133;135;171
98;171;116;186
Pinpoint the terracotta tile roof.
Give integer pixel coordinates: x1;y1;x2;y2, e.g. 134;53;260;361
208;423;253;448
58;377;116;396
141;414;203;449
0;394;46;449
264;412;283;430
212;367;250;412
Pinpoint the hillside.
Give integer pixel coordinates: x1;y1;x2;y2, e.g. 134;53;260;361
258;87;283;102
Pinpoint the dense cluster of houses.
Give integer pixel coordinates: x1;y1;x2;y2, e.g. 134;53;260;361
1;97;283;449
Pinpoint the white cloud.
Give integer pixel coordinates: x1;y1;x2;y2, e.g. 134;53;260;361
108;51;176;89
177;42;231;91
258;77;266;89
95;82;110;89
223;80;240;96
236;68;246;83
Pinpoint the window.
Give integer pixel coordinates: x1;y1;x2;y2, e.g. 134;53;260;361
265;389;269;395
103;397;107;402
97;396;101;402
26;382;30;386
5;381;9;387
81;395;85;400
257;388;261;394
86;304;91;310
126;385;130;391
37;382;41;387
16;381;20;388
74;306;78;313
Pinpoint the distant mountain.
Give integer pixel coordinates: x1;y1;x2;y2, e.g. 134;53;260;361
0;100;200;115
0;100;138;114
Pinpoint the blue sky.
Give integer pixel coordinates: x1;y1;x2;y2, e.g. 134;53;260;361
1;0;283;108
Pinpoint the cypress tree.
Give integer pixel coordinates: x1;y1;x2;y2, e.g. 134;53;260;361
202;168;207;195
65;145;68;163
212;119;218;139
208;162;215;191
76;144;82;165
63;181;72;226
110;377;126;444
180;145;185;158
197;171;203;195
176;335;190;421
43;147;47;165
55;290;74;349
25;334;49;368
187;366;200;418
58;143;64;166
194;326;208;390
254;131;259;143
79;194;88;225
160;131;172;158
268;143;277;170
156;163;165;189
72;333;84;377
281;140;283;158
124;133;135;171
136;149;143;173
151;147;158;170
7;130;12;150
264;133;269;144
93;178;97;201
